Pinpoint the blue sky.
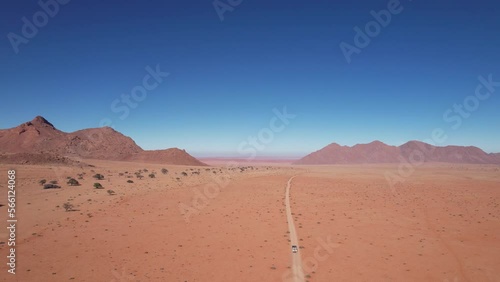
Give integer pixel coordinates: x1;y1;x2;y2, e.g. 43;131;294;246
1;0;499;157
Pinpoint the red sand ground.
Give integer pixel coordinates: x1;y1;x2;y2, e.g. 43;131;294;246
0;162;499;281
292;165;500;281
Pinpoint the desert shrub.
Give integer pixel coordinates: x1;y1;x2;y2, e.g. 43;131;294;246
149;173;155;178
93;183;104;189
143;169;148;172
107;190;116;196
39;179;47;185
161;168;168;175
93;174;104;180
67;178;80;186
127;180;134;183
181;172;188;176
43;183;61;189
49;180;58;184
119;173;124;176
136;174;144;180
63;202;74;212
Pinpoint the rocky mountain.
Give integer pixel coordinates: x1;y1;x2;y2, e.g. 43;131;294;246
295;140;500;165
0;116;206;166
126;149;207;166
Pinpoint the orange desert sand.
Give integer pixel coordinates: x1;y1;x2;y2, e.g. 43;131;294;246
0;161;499;281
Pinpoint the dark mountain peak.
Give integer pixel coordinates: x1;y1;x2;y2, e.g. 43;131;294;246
400;140;435;151
354;140;390;147
401;140;428;146
368;140;386;145
325;142;342;148
27;116;56;129
99;126;118;132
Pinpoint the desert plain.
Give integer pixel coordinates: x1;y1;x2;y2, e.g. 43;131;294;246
0;161;499;282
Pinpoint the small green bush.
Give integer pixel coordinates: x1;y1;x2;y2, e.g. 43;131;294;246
93;174;104;180
63;202;74;212
43;183;61;189
67;178;80;186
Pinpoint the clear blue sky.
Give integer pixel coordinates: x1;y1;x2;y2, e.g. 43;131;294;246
1;0;499;157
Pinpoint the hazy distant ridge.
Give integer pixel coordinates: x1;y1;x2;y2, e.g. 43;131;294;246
295;140;500;165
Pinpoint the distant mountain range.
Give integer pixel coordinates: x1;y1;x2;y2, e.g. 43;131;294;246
295;141;500;165
0;116;206;166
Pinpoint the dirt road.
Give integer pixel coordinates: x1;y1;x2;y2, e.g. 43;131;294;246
285;176;304;282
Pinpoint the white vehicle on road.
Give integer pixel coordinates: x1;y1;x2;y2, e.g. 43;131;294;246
292;245;298;253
